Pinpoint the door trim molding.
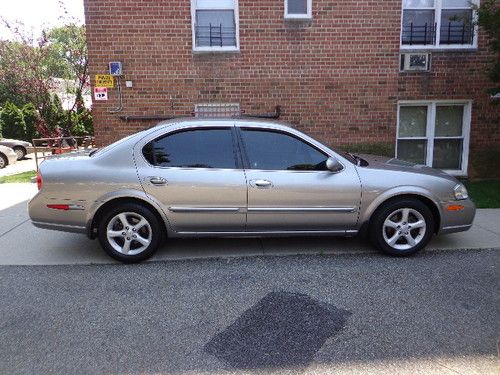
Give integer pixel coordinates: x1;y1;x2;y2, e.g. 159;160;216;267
247;207;357;213
168;206;241;213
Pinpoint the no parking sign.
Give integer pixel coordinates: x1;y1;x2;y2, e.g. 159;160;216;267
94;87;108;101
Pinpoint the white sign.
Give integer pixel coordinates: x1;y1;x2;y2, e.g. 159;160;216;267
94;87;108;101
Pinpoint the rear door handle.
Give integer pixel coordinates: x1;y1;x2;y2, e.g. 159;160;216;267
251;179;273;188
149;176;167;186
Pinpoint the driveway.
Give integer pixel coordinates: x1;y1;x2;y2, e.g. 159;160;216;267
0;250;498;375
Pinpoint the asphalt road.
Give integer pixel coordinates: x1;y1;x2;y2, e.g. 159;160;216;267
1;249;498;375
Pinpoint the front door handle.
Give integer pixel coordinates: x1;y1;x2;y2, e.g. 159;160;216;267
149;176;167;186
251;179;273;188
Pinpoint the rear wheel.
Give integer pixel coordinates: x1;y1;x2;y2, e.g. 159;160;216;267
98;203;162;263
370;199;434;256
13;147;26;160
0;154;7;169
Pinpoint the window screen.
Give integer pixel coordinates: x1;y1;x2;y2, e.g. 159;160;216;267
288;0;307;14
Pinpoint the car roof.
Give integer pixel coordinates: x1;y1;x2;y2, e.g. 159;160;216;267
154;117;293;131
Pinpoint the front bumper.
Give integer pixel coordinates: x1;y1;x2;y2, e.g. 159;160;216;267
439;198;476;234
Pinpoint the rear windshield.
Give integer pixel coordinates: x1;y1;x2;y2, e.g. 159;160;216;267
91;131;146;157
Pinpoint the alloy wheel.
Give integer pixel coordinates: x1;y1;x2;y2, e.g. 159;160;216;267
382;208;426;251
106;212;152;255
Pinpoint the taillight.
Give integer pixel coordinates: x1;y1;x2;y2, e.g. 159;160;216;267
36;172;43;190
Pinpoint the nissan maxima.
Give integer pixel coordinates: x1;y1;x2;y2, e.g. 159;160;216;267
28;119;475;263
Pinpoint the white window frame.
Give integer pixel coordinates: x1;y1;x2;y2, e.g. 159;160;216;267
400;0;479;52
396;100;472;176
191;0;240;53
284;0;312;20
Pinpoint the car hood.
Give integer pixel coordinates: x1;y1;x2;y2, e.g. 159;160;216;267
355;154;459;182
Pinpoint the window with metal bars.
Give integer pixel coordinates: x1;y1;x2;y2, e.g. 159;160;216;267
192;0;239;51
401;0;476;48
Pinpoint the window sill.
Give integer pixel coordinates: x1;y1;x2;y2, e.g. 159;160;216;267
193;46;240;54
400;45;478;53
284;14;312;21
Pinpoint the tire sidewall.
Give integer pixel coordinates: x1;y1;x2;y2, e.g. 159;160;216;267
98;203;162;263
370;199;435;257
0;154;6;169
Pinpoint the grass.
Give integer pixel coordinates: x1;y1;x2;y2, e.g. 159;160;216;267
464;180;500;209
0;170;36;184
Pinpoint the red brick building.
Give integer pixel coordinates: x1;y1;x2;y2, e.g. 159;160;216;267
84;0;499;177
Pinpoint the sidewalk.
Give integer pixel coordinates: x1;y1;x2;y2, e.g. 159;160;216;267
0;154;39;177
1;183;499;266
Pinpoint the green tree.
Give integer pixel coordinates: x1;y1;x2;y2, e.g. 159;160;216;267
22;103;39;142
45;25;89;111
0;101;26;140
39;93;64;132
475;0;500;97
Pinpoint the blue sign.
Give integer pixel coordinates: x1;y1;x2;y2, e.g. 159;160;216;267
109;62;123;76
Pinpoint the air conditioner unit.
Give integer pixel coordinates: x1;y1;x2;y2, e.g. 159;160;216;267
400;53;431;71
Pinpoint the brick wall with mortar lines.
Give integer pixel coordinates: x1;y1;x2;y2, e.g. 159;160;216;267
84;0;499;176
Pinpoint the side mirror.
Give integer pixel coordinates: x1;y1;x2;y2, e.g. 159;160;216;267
326;156;343;172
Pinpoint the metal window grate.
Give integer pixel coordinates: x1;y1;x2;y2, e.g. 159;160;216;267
402;23;437;45
194;103;241;118
439;22;474;45
195;24;237;47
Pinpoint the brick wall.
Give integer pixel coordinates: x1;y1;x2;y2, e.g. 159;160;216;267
84;0;500;177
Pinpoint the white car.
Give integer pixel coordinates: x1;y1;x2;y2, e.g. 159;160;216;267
0;145;17;169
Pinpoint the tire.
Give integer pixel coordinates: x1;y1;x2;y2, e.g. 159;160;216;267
97;203;163;263
0;154;7;169
13;147;26;161
369;198;435;257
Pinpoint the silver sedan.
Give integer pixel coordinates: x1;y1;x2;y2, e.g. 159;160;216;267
28;119;475;263
0;145;17;169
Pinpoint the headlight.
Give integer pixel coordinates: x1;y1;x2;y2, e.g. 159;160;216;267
453;183;469;200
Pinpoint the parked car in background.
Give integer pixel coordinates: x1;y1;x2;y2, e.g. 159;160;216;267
0;145;17;169
0;138;33;160
28;119;475;263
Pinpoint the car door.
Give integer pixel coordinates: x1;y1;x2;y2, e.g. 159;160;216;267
137;126;247;233
238;127;361;232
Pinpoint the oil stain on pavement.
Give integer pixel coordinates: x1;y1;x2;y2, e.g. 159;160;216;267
204;291;351;369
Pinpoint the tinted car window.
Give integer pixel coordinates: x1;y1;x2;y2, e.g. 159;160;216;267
143;128;236;169
240;129;328;171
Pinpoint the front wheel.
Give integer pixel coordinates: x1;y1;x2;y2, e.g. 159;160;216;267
370;199;435;256
98;203;162;263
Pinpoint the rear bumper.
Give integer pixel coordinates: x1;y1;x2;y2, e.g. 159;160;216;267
31;220;87;234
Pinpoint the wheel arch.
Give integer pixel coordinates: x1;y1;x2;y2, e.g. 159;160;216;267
87;193;171;239
361;192;442;236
